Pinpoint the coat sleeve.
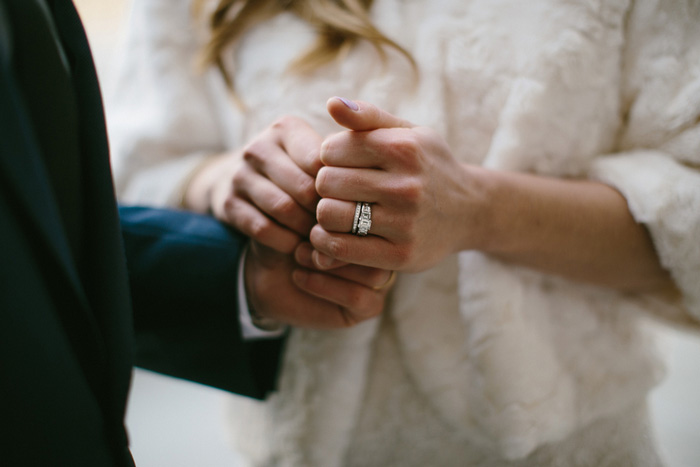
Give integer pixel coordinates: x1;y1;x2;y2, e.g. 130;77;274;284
119;205;284;399
589;0;700;322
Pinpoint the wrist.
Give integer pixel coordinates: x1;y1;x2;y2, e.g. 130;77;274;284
452;164;501;254
243;243;286;329
181;154;227;212
238;244;287;337
469;168;537;257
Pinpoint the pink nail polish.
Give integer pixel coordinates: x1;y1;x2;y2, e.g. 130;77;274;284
336;96;359;111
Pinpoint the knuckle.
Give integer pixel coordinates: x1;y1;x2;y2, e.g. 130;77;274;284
396;176;424;205
320;132;347;165
305;147;323;175
222;195;236;214
320;138;331;154
387;132;420;166
231;167;247;187
249;216;274;240
297;175;320;207
242;140;265;164
270;195;297;220
349;293;382;322
270;117;288;131
325;236;348;259
319;137;334;164
271;115;298;132
315;167;332;197
315;199;334;227
348;290;372;312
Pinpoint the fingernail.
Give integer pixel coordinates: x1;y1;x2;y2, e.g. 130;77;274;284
294;243;314;267
336;96;359;111
313;250;335;269
292;269;309;286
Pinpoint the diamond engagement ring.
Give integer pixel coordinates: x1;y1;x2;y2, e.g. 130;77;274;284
356;202;372;236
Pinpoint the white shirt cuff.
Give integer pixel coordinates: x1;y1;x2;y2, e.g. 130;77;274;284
237;243;287;340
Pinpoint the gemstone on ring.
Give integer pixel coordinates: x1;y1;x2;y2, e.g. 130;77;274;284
357;202;372;236
351;201;362;234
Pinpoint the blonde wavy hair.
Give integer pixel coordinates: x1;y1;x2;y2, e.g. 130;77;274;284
195;0;415;90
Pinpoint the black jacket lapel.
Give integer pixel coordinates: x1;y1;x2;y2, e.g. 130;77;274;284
0;0;121;415
48;0;135;422
0;0;91;319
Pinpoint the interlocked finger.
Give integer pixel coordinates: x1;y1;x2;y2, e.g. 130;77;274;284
316;198;392;238
309;224;405;271
295;242;393;289
224;200;301;254
272;116;324;176
234;167;316;235
291;269;386;324
244;137;320;212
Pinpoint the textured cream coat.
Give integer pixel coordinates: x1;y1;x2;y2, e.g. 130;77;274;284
110;0;700;465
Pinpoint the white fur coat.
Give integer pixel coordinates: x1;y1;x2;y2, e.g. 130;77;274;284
109;0;700;465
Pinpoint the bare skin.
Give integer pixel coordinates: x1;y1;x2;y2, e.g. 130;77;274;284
310;97;676;294
245;241;392;329
182;97;676;328
184;116;322;254
183;115;394;328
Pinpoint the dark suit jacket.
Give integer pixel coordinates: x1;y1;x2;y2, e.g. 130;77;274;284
0;1;282;465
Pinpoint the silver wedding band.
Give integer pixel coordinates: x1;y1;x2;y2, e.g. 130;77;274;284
352;201;372;236
351;202;362;234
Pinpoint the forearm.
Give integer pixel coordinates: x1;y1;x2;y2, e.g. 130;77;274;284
182;153;231;213
470;166;676;293
316;98;686;299
119;206;283;397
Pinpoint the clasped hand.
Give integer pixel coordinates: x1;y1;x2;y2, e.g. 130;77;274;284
190;98;471;328
311;97;478;273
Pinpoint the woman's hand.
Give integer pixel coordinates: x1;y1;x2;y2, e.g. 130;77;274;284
184;116;323;254
312;97;676;293
310;97;485;272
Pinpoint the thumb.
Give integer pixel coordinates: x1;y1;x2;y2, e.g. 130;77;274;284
327;96;413;131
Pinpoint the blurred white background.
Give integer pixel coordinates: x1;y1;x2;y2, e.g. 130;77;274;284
74;1;700;465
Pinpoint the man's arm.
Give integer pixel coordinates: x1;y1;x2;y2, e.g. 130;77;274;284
119;206;283;399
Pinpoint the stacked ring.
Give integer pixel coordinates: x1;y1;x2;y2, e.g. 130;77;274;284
351;201;363;234
352;202;372;236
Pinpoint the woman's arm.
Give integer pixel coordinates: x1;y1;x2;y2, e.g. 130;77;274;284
311;97;677;295
470;167;675;293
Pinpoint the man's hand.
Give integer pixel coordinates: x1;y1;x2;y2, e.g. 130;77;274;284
245;241;393;329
